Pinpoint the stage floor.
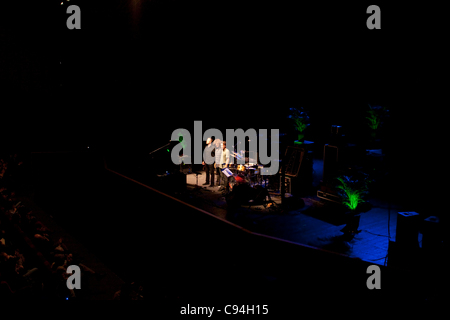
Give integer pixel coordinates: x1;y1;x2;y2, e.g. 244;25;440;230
185;168;412;267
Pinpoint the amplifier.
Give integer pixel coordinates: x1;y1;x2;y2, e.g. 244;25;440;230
317;189;341;204
280;146;305;177
396;212;420;248
280;176;292;194
323;144;339;182
421;216;441;251
280;174;313;197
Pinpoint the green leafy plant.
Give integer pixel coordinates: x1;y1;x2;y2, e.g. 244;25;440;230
366;104;388;131
335;173;371;212
366;105;380;130
288;107;310;143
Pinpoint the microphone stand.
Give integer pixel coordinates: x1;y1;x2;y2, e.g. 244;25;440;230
149;142;171;156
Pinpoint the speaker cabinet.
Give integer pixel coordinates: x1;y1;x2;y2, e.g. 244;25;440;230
323;144;339;182
421;216;441;251
396;212;420;248
279;147;313;197
281;146;305;177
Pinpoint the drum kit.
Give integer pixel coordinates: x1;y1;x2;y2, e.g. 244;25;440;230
227;152;264;190
226;132;284;190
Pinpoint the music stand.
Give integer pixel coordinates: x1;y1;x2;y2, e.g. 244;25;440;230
191;171;204;193
222;167;233;178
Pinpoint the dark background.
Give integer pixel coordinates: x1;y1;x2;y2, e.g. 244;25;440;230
1;1;444;202
1;1;430;147
0;1;446;261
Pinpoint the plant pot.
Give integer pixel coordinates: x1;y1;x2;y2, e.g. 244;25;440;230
340;211;361;235
294;133;305;145
367;137;382;150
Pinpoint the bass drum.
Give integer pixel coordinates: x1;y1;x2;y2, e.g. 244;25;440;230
229;173;249;191
228;175;236;191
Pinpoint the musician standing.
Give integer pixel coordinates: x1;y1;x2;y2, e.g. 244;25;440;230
202;137;215;186
219;141;231;192
213;139;223;187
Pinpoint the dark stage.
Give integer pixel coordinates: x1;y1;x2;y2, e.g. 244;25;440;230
1;0;447;312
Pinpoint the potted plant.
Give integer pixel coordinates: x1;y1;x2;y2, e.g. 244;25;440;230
366;104;388;148
288;107;310;145
335;172;372;239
